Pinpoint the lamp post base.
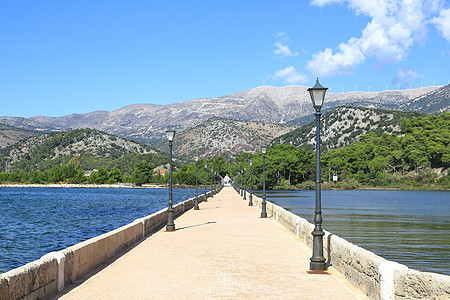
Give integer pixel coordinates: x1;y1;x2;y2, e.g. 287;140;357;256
310;260;326;271
261;201;267;218
310;230;326;270
166;224;175;231
194;197;199;210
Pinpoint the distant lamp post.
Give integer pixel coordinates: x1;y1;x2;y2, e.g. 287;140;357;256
243;166;247;200
248;160;253;206
261;145;267;218
215;171;218;191
211;166;214;197
240;169;244;196
239;171;242;195
308;78;328;271
165;130;176;231
204;162;208;202
194;154;199;210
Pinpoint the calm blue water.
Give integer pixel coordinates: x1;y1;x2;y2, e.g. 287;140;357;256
0;187;197;273
254;190;450;275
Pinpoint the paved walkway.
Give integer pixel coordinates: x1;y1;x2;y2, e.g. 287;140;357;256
55;187;369;300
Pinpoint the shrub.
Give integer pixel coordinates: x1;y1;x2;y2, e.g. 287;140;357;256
298;180;315;190
339;178;360;190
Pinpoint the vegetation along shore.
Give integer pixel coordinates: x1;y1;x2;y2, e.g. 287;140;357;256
1;111;448;191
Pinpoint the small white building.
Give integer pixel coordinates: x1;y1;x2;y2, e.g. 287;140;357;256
223;175;232;186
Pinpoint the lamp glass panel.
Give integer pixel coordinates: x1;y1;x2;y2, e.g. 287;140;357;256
165;130;175;141
313;90;325;107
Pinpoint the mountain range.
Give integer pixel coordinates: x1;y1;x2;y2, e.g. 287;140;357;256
1;85;447;143
273;107;422;151
0;105;445;171
0;123;43;149
153;117;295;159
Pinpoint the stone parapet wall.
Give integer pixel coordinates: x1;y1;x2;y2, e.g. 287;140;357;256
0;191;214;300
251;194;450;300
0;255;57;300
64;220;143;282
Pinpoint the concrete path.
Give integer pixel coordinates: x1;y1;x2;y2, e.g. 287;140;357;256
55;187;369;300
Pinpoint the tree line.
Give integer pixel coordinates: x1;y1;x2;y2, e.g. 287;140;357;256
1;113;448;190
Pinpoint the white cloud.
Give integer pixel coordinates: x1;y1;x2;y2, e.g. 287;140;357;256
273;66;308;84
306;38;365;77
274;42;297;57
307;0;446;77
393;68;423;84
274;31;289;41
273;32;298;57
432;8;450;41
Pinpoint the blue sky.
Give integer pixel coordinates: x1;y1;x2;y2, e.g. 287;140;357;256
1;0;449;117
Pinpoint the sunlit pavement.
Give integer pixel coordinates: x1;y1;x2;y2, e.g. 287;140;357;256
55;187;368;300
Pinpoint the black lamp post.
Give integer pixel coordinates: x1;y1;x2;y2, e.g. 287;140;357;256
261;145;267;218
236;174;240;194
210;166;214;198
215;171;218;191
217;172;220;190
194;154;199;210
243;166;247;200
248;159;253;206
204;162;208;202
239;172;242;195
240;169;244;196
308;78;328;271
165;130;176;232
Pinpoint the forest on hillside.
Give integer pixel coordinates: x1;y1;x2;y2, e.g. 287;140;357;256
0;113;448;190
171;112;449;190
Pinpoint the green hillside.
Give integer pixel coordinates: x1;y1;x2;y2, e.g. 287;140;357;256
0;128;167;175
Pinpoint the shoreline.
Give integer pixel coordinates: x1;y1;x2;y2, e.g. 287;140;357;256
0;183;164;189
0;183;208;189
1;183;448;191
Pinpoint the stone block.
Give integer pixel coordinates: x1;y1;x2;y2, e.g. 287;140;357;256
3;255;57;300
61;248;74;286
0;275;9;300
394;268;450;300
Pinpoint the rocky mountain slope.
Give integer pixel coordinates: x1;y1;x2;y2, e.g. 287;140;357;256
0;128;157;172
398;84;450;113
272;107;422;151
153;117;295;158
0;85;444;142
0;123;43;148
